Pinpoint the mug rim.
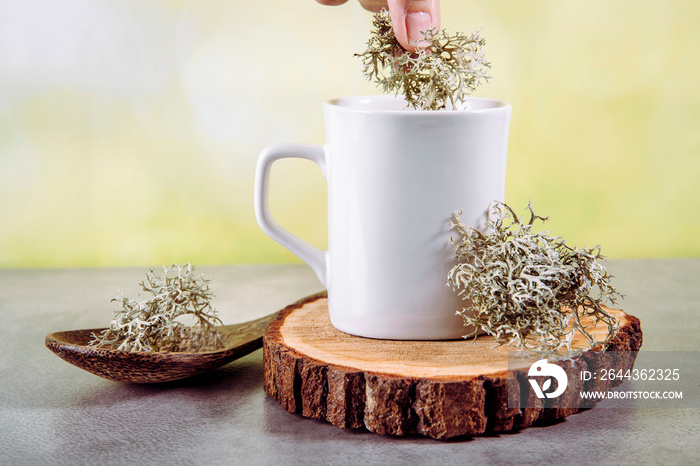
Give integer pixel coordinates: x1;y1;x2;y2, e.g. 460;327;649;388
325;95;510;114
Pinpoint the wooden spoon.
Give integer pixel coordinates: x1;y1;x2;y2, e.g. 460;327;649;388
45;293;325;383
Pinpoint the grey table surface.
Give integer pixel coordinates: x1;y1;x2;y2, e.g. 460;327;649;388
1;260;699;465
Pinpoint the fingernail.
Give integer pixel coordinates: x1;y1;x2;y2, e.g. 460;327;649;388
406;12;432;47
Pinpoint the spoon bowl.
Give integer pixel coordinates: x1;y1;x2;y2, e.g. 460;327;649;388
45;293;325;383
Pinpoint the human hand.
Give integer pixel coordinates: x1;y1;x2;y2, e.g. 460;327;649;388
315;0;440;53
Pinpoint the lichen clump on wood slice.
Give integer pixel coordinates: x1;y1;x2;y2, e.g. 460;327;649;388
89;263;223;353
356;9;491;110
448;201;621;355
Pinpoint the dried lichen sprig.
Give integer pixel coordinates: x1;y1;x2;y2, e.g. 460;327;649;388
89;264;223;353
447;201;622;355
356;9;491;110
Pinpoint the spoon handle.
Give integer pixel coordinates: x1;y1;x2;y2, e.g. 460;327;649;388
226;291;329;346
225;310;283;342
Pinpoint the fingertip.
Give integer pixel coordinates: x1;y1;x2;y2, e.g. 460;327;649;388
406;11;432;49
358;0;387;12
315;0;350;6
388;0;441;53
387;8;411;52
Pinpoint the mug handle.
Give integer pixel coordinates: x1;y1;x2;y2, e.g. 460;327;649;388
254;144;328;287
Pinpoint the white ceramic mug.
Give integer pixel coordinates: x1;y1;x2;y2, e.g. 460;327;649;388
255;95;511;339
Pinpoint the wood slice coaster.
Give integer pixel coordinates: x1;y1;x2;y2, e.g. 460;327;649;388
263;292;643;440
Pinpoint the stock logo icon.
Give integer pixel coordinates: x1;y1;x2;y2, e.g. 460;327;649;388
528;359;568;399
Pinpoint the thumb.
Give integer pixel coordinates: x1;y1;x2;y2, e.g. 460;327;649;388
387;0;440;53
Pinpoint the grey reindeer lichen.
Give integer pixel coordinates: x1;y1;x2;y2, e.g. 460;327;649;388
447;201;621;355
356;9;491;110
89;264;223;352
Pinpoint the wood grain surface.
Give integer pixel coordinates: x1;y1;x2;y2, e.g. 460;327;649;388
263;293;643;439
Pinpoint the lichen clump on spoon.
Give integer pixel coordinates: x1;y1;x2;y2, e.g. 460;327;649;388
89;263;223;353
356;9;491;110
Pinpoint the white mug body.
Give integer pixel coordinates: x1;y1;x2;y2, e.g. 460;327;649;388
255;95;511;340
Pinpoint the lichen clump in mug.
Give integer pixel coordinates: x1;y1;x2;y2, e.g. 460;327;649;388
356;9;491;110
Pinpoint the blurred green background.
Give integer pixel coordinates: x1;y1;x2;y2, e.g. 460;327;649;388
1;0;698;268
